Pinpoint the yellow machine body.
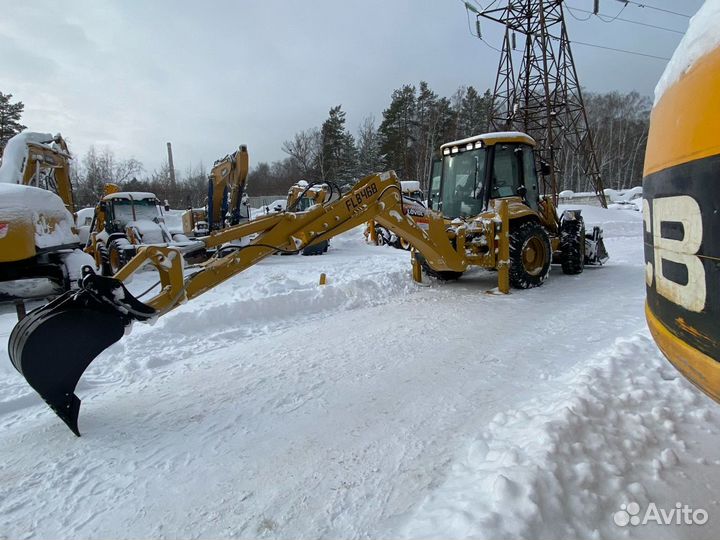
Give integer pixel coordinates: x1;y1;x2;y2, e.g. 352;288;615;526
643;35;720;402
183;145;250;235
0;133;82;300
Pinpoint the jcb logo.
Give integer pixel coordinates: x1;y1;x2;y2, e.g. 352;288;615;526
644;195;706;312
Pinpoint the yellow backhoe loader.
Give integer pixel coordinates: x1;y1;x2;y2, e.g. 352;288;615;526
0;132;93;301
285;180;334;255
7;131;607;435
85;184;204;275
182;145;250;236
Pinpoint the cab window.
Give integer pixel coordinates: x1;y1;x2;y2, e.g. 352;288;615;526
491;144;522;198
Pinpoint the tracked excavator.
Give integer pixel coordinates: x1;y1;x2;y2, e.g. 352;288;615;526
0;132;93;301
182;145;250;236
7;131;608;435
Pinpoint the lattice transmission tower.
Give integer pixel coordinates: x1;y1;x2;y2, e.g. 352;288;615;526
472;0;607;207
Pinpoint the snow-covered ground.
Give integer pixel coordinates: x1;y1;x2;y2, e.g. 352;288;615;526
1;205;719;539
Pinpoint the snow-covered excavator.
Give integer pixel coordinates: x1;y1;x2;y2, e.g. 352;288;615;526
7;131;608;435
0;132;93;301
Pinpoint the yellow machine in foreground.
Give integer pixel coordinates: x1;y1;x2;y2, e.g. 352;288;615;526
8;131;607;435
643;6;720;403
0;132;91;301
182;145;250;236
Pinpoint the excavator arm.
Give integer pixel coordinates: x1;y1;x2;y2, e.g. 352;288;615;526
207;145;249;230
21;134;75;213
8;171;502;435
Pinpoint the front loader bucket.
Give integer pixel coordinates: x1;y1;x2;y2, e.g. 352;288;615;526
585;226;609;265
8;271;155;436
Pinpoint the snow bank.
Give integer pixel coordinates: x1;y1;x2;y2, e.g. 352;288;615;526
655;0;720;105
0;131;54;184
403;331;720;539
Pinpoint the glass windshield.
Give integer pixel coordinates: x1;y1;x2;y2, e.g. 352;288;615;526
111;199;159;226
440;148;486;218
297;196;314;211
429;159;442;210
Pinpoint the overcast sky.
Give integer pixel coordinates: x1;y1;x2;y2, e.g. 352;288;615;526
0;0;704;174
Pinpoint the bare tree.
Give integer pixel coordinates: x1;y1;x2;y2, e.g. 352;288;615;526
282;128;322;180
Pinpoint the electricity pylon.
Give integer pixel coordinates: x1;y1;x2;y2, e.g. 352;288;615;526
474;0;607;207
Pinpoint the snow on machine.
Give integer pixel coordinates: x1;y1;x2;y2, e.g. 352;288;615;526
285;180;335;255
84;184;205;275
0;132;94;301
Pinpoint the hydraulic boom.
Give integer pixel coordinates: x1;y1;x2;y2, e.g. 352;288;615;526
10;171;500;435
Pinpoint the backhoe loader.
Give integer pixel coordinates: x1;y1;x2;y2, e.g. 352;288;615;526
84;184;204;275
7;131;608;435
182;145;250;236
0;132;93;301
285;180;333;255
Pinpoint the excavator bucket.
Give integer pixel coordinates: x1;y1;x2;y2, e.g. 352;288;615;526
8;269;155;435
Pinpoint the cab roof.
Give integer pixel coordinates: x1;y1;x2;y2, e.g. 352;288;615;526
440;131;536;152
103;191;158;201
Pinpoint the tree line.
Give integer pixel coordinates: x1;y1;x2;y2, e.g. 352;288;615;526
1;85;650;208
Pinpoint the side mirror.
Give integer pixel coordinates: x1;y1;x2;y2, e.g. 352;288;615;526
517;185;528;199
539;161;552;176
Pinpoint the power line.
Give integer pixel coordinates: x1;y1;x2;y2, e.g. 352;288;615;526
592;1;628;22
462;1;503;52
615;0;691;18
570;38;671;60
566;5;684;34
463;1;671;61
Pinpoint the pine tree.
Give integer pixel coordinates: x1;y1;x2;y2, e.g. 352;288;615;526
456;86;493;138
320;105;357;181
0;92;27;156
378;85;416;178
355;116;384;177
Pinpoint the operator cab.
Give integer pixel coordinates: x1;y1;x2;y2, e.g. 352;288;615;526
428;132;541;219
102;193;164;233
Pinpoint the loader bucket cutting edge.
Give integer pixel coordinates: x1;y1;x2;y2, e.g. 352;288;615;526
7;273;153;436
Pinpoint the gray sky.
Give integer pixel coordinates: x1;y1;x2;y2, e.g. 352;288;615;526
0;0;704;174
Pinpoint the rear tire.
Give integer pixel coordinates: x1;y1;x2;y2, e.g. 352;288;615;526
414;252;463;281
560;216;585;275
509;221;551;289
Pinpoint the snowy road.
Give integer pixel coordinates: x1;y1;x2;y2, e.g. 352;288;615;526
1;206;719;539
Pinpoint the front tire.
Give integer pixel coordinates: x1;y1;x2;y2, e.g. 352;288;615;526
509;221;551;289
560;216;585;275
107;239;135;275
